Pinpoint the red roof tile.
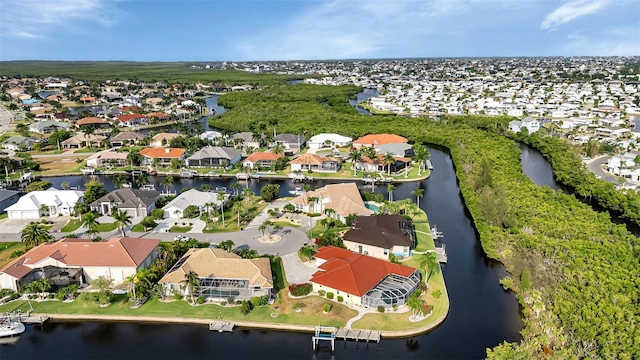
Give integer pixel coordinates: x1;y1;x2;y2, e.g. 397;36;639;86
310;246;417;296
116;114;147;123
140;148;185;158
354;134;408;146
244;152;283;163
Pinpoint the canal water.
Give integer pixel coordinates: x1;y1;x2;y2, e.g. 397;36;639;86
3;147;523;359
349;88;378;115
519;143;564;191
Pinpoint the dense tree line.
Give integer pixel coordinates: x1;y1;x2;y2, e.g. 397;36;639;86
211;85;639;358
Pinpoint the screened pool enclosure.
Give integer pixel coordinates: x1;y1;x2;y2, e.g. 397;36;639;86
361;270;421;308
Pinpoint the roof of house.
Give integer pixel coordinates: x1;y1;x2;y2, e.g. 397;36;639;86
0;237;161;279
61;133;106;145
158;248;273;289
110;131;145;142
290;183;372;218
115;114;147;123
274;133;305;144
243;152;283;163
139;148;185;159
86;149;129;162
353;134;408;146
151;133;183;142
308;133;353;144
375;143;413;155
187;146;241;161
5;189;83;212
146;112;168;118
90;188;160;209
230;132;259;142
3;135;36;146
290;153;338;165
28;120;71;131
0;189;20;202
76;117;109;126
343;215;413;249
162;189;228;211
310;246;417;296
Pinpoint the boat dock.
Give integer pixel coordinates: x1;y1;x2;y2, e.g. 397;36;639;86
17;314;50;325
426;159;434;170
236;173;251;180
312;326;381;353
208;321;234;332
289;173;314;183
435;244;448;263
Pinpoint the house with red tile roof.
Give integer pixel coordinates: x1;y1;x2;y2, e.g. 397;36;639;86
353;134;408;149
0;237;161;291
290;153;340;172
115;114;148;127
139;147;186;166
242;152;283;169
76;116;111;130
309;246;420;308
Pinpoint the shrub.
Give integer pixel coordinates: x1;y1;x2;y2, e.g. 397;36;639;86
196;296;206;305
337;296;343;302
151;209;164;220
432;290;442;299
288;283;312;296
322;303;332;313
171;289;182;300
10;250;25;259
326;292;334;300
377;305;385;313
421;304;433;315
240;300;253;315
318;290;326;297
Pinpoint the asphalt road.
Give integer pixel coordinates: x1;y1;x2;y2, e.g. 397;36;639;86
0;106;13;135
585;155;618;183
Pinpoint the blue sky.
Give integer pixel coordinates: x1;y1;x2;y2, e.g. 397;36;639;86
1;0;638;61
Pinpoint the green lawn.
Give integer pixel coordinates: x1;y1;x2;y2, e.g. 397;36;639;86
60;219;82;233
74;148;98;154
0;213;8;220
95;222;118;232
0;243;26;268
131;224;151;232
169;226;192;233
270;221;301;228
414;223;434;252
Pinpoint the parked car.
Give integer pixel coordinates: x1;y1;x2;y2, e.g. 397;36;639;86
174;235;190;241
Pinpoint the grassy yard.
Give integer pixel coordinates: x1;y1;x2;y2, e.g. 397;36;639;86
34;156;87;175
0;212;8;220
270;221;301;228
414;223;434;252
0;243;26;268
95;222;118;232
169;226;192;233
60;219;82;233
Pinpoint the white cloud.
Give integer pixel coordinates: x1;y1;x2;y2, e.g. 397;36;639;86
563;28;640;56
541;0;611;30
1;0;121;39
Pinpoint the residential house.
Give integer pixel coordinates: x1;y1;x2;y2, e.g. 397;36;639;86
273;133;305;154
242;152;283;170
76;117;111;130
150;133;183;147
185;146;242;168
309;246;420;308
162;189;229;218
508;117;541;133
109;131;145;147
343;215;415;260
353;134;408;149
90;188;161;217
2;136;37;151
0;190;20;214
0;237;161;291
85;148;129;168
308;133;353;150
290;153;340;172
289;183;372;221
230;132;261;149
354;154;411;174
61;133;106;149
375;143;415;158
5;189;84;219
158;248;273;301
28;120;71;134
199;130;224;142
139;148;186;166
115;114;148;127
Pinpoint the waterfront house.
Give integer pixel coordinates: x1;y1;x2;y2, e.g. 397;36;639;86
354;154;411;174
75;117;111;130
150;133;183;147
508;117;541;133
309;246;420;308
61;133;106;149
5;189;84;219
289;153;340;172
139;148;186;166
109;131;145;147
342;215;415;260
289;183;372;221
158;247;273;301
0;237;161;291
242;152;283;170
115;114;148;127
90;188;161;217
308;133;352;150
2;135;37;151
353;134;408;149
374;143;415;158
28;120;71;134
161;189;229;219
85;148;129;168
272;133;306;154
230;132;261;149
185;146;242;168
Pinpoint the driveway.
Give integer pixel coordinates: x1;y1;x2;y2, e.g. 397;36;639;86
586;155;619;183
280;252;318;284
0;218;33;233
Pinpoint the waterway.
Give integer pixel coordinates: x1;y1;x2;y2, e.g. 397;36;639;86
519;143;564;191
349;88;378;115
3;147;523;359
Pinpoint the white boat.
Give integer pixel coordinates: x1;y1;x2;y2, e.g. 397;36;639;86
180;170;198;178
121;183;132;188
80;167;96;175
140;184;156;191
0;316;25;338
289;187;304;196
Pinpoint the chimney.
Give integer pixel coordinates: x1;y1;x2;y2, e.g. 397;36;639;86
165;148;170;154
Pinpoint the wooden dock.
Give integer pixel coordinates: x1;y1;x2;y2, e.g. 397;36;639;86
335;329;381;343
18;314;50;325
209;321;234;332
435;244;448;263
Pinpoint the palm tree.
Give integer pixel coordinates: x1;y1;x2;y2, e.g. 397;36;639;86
80;211;100;239
419;252;440;286
135;173;149;188
272;143;285;156
181;271;201;305
258;223;268;237
61;181;69;190
406;293;425;317
242;187;254;200
273;224;283;234
384;152;395;176
269;118;279;138
21;222;54;249
161;176;174;193
113;174;127;189
125;273;139;301
217;191;227;228
411;188;424;207
348;149;362;176
306;196;318;226
413;144;430;175
232;201;245;227
363;146;377;163
230;182;241;197
113;209;132;237
387;184;396;202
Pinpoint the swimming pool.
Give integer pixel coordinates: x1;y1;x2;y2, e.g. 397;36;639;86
365;202;380;212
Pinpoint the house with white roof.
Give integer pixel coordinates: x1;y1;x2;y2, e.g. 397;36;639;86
508;117;540;133
162;189;229;219
308;133;352;150
5;189;84;219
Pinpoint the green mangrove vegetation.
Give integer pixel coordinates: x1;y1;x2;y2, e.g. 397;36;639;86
210;84;639;359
